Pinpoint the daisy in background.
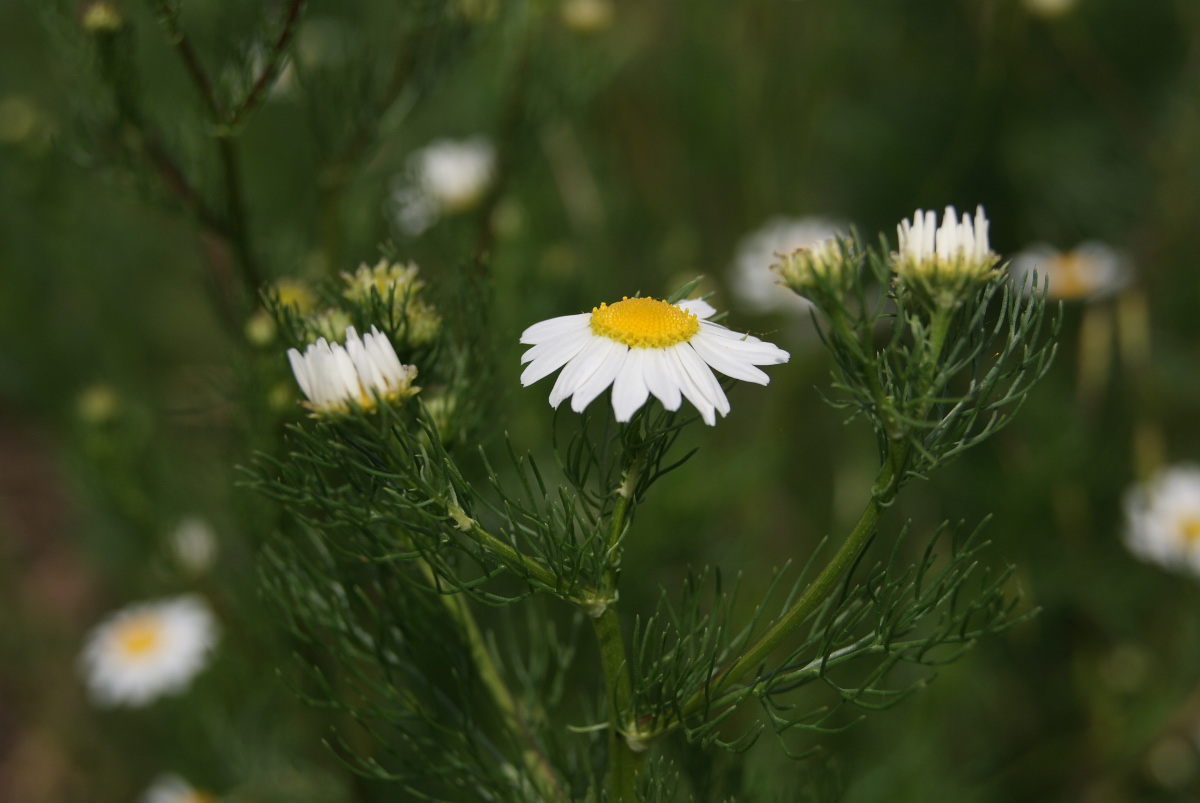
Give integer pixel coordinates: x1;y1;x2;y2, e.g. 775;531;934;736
1123;464;1200;577
391;137;496;236
729;217;846;315
1009;242;1132;302
170;517;218;576
287;326;419;414
141;773;218;803
79;595;218;707
520;295;789;426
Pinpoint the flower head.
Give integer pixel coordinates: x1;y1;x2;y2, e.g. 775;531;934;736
82;1;124;34
391;137;495;235
170;517;218;576
79;595;218;707
893;205;1000;308
730;217;845;314
520;296;790;425
1124;465;1200;577
1009;241;1131;302
341;260;441;346
560;0;614;32
287;326;419;414
140;773;217;803
772;236;855;305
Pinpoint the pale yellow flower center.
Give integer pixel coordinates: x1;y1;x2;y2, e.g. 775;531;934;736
589;297;698;348
1179;515;1200;544
1047;253;1092;300
114;616;162;658
185;792;218;803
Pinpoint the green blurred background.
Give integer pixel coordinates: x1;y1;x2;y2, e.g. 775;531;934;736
2;0;1200;800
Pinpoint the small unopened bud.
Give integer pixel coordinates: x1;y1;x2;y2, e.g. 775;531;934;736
771;236;853;306
77;383;120;425
82;2;124;34
244;309;277;347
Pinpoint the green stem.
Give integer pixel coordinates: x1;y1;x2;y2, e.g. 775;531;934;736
216;135;264;294
446;504;568;595
592;458;645;802
413;558;564;801
672;455;901;726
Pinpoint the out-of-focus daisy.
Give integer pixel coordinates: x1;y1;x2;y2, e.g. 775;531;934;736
287;326;419;414
893;205;999;308
1022;0;1076;19
1123;464;1200;577
730;217;845;314
391;137;496;235
80;595;218;707
560;0;614;32
520;296;789;426
170;517;218;576
1009;242;1131;302
141;773;218;803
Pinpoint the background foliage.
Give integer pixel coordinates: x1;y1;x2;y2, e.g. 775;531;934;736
2;0;1200;800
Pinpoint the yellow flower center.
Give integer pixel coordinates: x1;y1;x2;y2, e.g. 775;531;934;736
589;297;698;348
1179;516;1200;544
115;616;162;658
185;792;219;803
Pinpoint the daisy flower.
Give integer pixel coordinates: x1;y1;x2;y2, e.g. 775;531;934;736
391;137;495;235
730;217;845;314
287;326;419;414
893;205;1000;308
1008;241;1131;302
170;516;218;576
1123;464;1200;577
140;773;218;803
79;595;218;707
519;296;790;426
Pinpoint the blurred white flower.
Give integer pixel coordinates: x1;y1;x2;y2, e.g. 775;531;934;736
140;773;217;803
1009;241;1131;302
730;217;845;314
287;326;419;414
560;0;614;33
520;296;789;426
80;595;218;707
391;137;496;235
1022;0;1077;19
1123;464;1200;577
170;517;218;575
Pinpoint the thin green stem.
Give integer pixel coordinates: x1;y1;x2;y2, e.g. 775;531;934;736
592;457;645;802
446;503;578;598
413;557;564;801
670;455;901;729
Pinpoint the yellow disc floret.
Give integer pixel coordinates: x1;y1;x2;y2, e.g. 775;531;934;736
589;297;699;348
115;616;162;658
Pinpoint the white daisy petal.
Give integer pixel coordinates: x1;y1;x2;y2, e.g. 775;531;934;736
689;334;771;385
1123;464;1200;578
642;348;682;411
676;343;730;416
665;346;716;425
287;328;418;413
611;349;651;421
676;298;717;319
569;342;629;413
521;339;591;386
520;313;591;344
520;326;592;367
549;336;613;408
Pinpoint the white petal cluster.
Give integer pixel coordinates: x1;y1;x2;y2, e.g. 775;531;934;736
140;773;215;803
391;137;495;235
1124;465;1200;577
79;595;218;707
520;298;790;426
730;217;845;314
1008;241;1131;301
287;326;418;413
897;205;994;268
170;516;218;575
